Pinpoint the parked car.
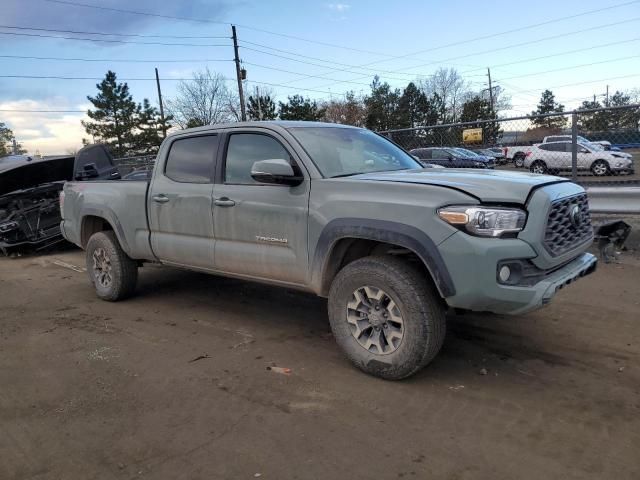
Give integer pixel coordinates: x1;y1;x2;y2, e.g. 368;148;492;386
524;141;634;176
503;145;538;168
543;135;612;150
410;147;495;168
61;121;597;379
474;147;507;164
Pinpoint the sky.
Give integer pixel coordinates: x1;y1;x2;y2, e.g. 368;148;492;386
1;0;639;155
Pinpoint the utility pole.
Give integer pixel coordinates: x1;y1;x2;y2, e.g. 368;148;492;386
231;25;247;121
154;67;167;138
487;67;495;116
12;138;18;155
605;85;609;107
256;85;263;120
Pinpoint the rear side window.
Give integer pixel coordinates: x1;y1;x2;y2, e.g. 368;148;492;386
165;135;218;183
225;133;292;184
415;149;431;159
432;149;450;159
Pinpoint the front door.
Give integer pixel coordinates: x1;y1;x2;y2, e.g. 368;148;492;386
212;131;309;285
148;134;219;269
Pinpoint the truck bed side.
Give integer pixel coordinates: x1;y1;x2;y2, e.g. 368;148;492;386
61;180;156;261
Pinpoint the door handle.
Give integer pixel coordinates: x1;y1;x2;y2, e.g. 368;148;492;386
152;194;170;203
214;197;236;207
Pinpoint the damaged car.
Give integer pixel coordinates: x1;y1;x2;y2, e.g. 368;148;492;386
0;144;119;255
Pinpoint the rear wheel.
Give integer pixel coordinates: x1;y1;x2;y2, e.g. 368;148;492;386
591;159;610;177
328;256;446;380
86;231;138;301
530;160;547;174
514;153;526;168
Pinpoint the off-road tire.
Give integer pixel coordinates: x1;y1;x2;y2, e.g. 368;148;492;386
86;231;138;301
328;255;446;380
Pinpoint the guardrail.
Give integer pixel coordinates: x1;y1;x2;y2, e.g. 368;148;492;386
587;185;640;214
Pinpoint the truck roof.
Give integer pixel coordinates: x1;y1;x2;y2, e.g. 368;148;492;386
167;120;360;138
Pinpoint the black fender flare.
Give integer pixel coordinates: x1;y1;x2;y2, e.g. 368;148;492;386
80;205;130;253
312;218;455;298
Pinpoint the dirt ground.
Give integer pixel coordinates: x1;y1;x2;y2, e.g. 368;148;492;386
1;248;639;480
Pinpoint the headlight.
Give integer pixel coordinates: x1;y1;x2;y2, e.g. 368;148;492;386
438;206;527;237
473;161;485;167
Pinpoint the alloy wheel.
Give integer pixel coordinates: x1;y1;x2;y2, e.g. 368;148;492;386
346;286;404;355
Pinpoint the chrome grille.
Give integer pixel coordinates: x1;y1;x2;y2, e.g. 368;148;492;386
543;193;593;257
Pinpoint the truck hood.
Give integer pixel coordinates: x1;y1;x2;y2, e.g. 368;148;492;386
350;168;567;203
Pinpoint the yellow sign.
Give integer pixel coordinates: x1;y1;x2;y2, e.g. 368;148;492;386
463;128;483;144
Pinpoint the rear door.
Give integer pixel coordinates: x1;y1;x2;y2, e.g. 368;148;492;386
212;129;310;285
148;134;219;268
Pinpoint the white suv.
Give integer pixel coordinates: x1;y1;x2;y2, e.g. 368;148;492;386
525;141;634;176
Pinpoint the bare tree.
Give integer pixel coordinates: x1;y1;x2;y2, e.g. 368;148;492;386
322;91;367;127
419;68;471;123
165;68;239;128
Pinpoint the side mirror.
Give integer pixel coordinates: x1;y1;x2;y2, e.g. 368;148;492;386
448;156;454;161
250;159;303;186
579;148;589;153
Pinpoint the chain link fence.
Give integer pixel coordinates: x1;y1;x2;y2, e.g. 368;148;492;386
381;104;640;185
112;154;156;176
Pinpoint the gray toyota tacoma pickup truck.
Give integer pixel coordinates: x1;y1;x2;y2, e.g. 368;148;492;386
61;121;597;379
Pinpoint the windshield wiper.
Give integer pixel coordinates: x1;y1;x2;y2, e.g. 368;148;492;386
330;172;364;178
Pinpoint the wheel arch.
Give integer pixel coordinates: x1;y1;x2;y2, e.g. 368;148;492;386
312;219;455;299
79;206;130;253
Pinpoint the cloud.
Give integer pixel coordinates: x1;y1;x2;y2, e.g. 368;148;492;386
2;0;232;40
1;98;89;155
326;3;351;12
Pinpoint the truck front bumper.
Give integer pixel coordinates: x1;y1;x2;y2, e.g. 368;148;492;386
438;232;597;315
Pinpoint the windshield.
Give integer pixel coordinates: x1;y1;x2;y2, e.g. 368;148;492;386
288;127;421;178
452;148;478;158
583;141;603;151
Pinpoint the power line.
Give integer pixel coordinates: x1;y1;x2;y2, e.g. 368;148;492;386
0;31;230;47
40;0;639;67
240;45;419;81
461;37;640;75
305;17;640;91
0;109;85;113
0;54;233;63
0;24;229;39
497;55;640;81
505;73;640;95
38;0;412;58
0;74;341;96
243;61;376;87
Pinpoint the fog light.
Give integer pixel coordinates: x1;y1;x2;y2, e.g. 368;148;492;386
498;265;511;283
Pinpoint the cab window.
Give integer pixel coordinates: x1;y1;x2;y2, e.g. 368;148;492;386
165;135;218;183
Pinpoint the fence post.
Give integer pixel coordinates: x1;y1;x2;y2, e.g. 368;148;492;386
571;111;578;182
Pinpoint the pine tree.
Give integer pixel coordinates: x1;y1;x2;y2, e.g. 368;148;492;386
278;95;325;121
364;76;401;131
134;99;165;154
83;71;141;157
247;90;277;120
397;82;438;128
530;90;567;129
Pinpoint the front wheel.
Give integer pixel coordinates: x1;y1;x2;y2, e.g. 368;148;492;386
530;160;547;174
591;160;610;177
86;231;138;301
328;256;446;380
